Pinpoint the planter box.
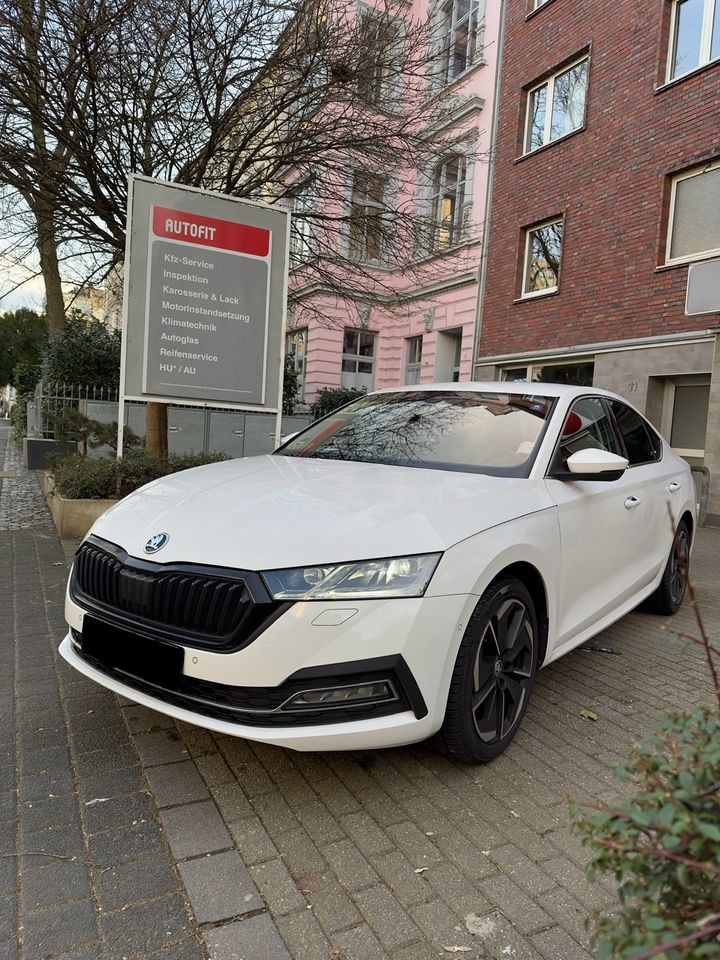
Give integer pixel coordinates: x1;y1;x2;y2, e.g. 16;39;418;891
23;437;77;470
39;471;118;539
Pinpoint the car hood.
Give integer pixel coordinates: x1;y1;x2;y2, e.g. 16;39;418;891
91;455;551;570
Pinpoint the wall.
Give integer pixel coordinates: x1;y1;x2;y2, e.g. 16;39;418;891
479;0;720;358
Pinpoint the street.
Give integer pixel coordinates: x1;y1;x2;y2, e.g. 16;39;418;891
2;418;718;960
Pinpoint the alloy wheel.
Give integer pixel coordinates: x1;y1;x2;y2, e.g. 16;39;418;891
669;528;689;607
471;598;535;743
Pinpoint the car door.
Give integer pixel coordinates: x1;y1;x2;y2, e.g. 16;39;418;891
606;400;678;584
545;396;652;648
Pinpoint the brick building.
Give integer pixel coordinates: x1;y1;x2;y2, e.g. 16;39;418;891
476;0;720;520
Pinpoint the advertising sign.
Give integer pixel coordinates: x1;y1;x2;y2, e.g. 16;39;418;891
120;176;290;412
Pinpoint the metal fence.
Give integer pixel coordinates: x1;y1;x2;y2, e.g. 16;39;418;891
26;382;120;440
27;382;311;459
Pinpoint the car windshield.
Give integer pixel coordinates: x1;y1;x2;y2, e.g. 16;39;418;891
277;391;555;476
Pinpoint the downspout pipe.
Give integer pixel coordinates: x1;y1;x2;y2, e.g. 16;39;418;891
471;0;508;380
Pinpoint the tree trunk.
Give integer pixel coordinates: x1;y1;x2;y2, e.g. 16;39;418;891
146;402;168;458
33;201;65;332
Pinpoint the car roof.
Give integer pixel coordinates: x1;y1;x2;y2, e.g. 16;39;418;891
371;381;621;401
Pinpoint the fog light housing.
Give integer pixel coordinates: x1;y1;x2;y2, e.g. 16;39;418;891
281;680;397;711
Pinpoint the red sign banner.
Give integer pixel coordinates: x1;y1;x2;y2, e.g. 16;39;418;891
152;205;270;257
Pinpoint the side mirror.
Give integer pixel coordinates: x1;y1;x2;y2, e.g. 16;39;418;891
555;449;629;482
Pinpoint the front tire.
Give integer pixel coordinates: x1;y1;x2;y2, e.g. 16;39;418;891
440;577;539;764
643;520;690;616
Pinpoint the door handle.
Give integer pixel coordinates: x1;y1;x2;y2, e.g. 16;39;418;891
668;481;681;493
624;496;641;510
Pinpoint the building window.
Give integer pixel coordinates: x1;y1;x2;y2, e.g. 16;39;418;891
667;161;720;263
525;58;589;153
348;172;387;262
444;0;480;81
357;10;400;105
341;328;376;391
668;0;720;80
530;0;550;10
286;329;307;402
522;219;564;297
290;183;318;267
430;156;468;251
661;375;711;457
405;336;423;384
501;360;594;386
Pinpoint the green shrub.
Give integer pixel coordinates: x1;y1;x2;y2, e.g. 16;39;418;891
311;386;365;419
50;449;229;500
10;398;29;447
42;312;121;390
573;584;720;960
115;449;227;498
50;453;118;499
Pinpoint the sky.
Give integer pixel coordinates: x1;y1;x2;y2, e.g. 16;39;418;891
0;258;47;313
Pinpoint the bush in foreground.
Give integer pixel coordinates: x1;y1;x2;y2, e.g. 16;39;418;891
574;564;720;960
50;450;228;500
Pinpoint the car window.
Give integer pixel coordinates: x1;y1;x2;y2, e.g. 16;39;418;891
277;391;556;477
608;401;662;465
554;397;622;470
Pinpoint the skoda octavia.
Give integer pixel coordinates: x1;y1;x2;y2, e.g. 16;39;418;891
60;383;695;762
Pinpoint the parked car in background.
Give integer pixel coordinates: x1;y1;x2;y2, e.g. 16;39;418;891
61;383;695;762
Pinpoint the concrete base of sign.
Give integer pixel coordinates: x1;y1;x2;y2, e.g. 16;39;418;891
24;437;78;470
40;471;117;539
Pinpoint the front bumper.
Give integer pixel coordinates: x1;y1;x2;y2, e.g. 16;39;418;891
63;586;475;751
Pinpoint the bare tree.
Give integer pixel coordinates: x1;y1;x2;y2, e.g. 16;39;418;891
0;0;484;446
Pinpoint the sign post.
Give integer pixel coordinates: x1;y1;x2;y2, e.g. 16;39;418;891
118;176;290;455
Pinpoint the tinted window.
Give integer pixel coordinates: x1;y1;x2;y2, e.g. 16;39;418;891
609;402;661;465
278;391;555;477
554;397;621;470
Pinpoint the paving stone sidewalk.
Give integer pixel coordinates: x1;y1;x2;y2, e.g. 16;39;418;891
2;418;718;960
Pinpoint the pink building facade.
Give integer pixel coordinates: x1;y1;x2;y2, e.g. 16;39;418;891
286;0;501;407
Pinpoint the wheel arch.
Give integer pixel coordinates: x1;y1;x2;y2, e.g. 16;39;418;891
489;561;550;668
680;509;694;544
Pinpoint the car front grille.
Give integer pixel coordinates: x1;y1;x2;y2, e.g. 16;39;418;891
70;535;288;651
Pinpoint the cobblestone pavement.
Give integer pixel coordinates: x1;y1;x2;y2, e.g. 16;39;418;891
0;427;52;531
2;417;718;960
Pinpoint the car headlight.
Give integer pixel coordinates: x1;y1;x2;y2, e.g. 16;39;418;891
262;554;442;600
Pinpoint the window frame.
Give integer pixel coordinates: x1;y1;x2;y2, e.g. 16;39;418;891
348;171;388;264
501;358;595;386
524;56;589;155
357;7;402;106
341;328;377;389
430;154;469;252
666;0;720;82
660;375;710;457
289;182;318;267
443;0;481;83
665;160;720;265
521;217;564;299
405;335;423;385
286;329;308;402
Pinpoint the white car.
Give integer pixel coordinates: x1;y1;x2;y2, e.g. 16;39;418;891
60;383;695;763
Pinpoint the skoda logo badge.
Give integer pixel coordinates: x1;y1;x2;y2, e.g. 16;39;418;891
144;532;169;554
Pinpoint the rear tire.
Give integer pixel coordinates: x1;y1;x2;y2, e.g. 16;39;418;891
440;577;538;764
643;520;690;616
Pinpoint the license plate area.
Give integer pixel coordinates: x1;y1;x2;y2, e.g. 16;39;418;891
80;615;184;685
